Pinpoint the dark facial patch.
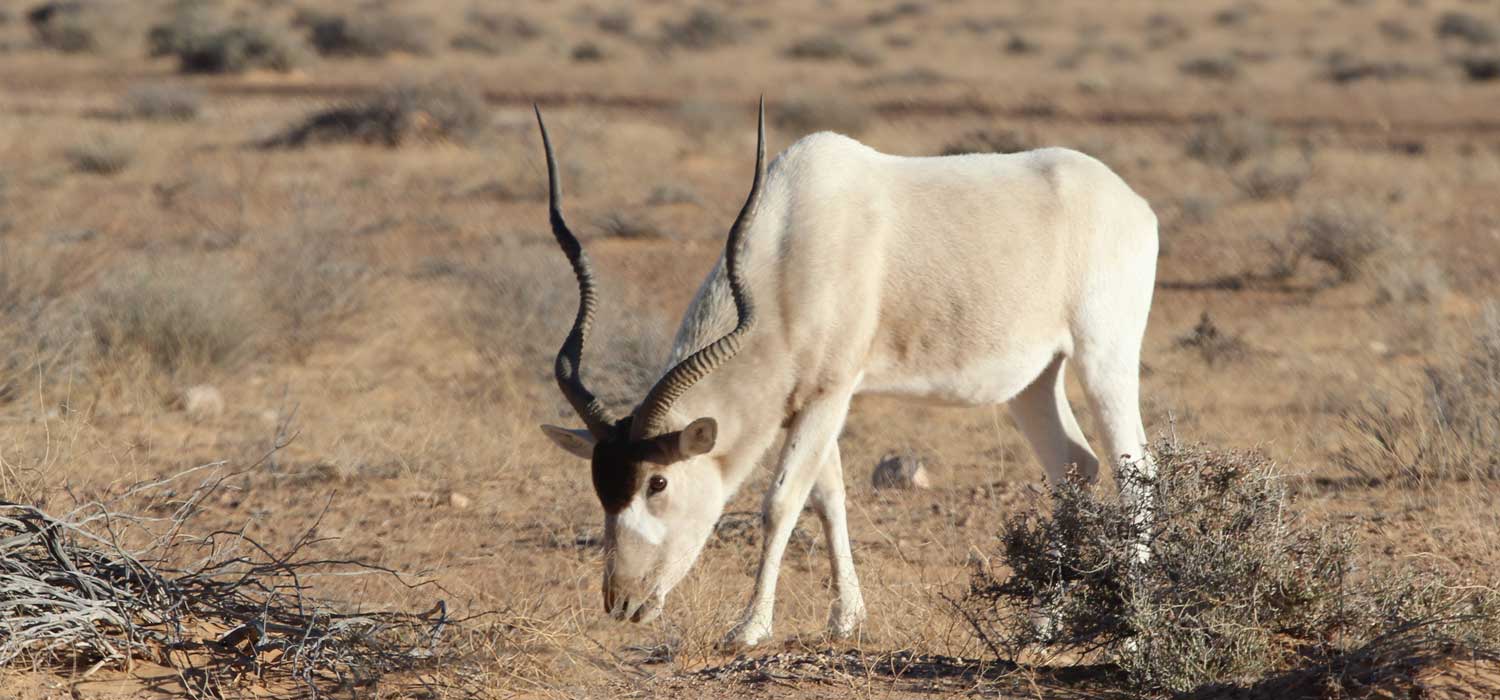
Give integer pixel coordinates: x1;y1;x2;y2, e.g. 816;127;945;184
590;418;682;514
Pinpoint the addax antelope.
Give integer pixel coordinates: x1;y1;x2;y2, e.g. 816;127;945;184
533;99;1158;649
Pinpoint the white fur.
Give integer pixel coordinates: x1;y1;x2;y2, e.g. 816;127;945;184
547;132;1158;649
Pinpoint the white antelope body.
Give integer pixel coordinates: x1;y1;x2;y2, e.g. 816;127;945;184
535;101;1158;648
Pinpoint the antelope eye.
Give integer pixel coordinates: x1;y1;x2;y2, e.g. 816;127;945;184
647;475;668;495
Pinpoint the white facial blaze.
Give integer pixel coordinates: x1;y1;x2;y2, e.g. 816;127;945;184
616;499;666;546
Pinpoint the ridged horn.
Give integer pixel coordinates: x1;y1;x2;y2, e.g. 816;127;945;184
633;97;767;440
535;105;617;438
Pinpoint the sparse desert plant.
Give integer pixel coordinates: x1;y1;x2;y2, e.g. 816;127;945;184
1274;201;1394;284
1232;158;1309;199
939;128;1030;156
960;439;1500;694
120;83;201;121
1175;311;1248;366
1461;56;1500;82
1178;55;1240;80
457;244;669;407
660;6;749;50
1004;34;1040;54
646;183;699;206
866;2;926;26
1341;303;1500;484
1436;11;1496;45
148;7;302;74
26;1;97;52
65;136;134;175
1372;244;1447;305
253;213;369;361
0;240;92;404
87;258;259;375
595;211;669;239
784;35;879;66
1185;115;1277;167
597;9;633;35
450;9;542;54
772;96;872;137
571;41;605;62
260;83;487;148
302;9;433;57
1325;52;1418;83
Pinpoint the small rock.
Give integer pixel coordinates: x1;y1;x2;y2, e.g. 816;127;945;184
180;384;224;421
448;492;472;509
872;452;932;490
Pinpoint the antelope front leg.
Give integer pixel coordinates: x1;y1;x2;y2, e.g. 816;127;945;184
722;390;853;650
810;447;865;639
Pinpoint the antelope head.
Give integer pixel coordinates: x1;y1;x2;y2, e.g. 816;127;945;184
533;101;766;623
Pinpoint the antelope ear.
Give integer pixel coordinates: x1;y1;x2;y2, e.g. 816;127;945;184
677;417;718;458
540;424;596;459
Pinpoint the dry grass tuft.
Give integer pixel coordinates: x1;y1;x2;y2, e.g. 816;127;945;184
64;135;134;175
1184;115;1277;167
120;83;201;121
87;258;259;376
456;244;669;408
772;96;872;137
260;83;487;149
959;440;1500;695
1341;303;1500;484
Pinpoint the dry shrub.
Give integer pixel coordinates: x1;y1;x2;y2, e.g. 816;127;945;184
1341;303;1500;484
0;464;482;695
773;96;872;137
784;35;879;66
1175;311;1248;366
1232;157;1308;199
253;214;369;361
1184;115;1277;167
1372;244;1447;305
301;9;433;57
148;7;301;74
1178;55;1240;80
660;6;750;50
120;83;201;121
595;210;671;240
87;258;258;376
1273;201;1394;284
450;9;542;54
260;83;486;149
940;128;1030;156
456;244;669;408
1461;56;1500;82
64;135;133;175
0;241;91;404
959;440;1500;695
1436;11;1496;45
26;1;96;53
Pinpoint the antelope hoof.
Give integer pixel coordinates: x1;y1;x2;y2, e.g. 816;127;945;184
827;600;866;640
720;618;773;651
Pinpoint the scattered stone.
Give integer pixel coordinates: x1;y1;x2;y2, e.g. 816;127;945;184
448;492;473;509
872;452;932;490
